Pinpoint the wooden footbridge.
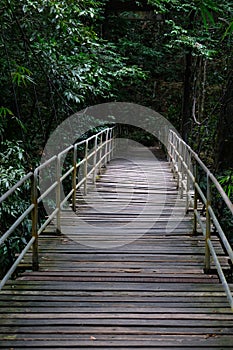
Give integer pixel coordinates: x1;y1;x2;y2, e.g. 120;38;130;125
1;127;233;348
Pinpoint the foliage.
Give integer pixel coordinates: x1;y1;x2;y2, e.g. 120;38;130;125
0;141;31;278
11;65;34;86
0;0;146;157
118;124;158;147
0;107;26;141
218;171;233;200
212;171;233;243
148;0;233;159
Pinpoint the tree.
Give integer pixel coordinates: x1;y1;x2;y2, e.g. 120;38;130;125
215;70;233;170
148;0;233;144
0;0;146;160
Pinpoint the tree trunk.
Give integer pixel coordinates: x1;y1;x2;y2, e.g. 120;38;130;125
181;10;195;142
215;71;233;170
181;49;193;141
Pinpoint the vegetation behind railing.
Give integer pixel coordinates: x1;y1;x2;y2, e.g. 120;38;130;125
0;127;115;290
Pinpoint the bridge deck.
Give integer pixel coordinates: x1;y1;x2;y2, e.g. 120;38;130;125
1;148;233;348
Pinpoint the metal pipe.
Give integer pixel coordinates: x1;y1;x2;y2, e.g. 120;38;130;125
194;209;205;235
31;173;39;271
93;135;98;184
0;237;35;291
56;156;61;233
194;182;207;205
37;181;58;204
58;144;73;157
0;172;33;204
37;208;59;236
84;140;88;195
72;145;77;211
208;206;233;263
205;173;211;271
60;189;74;207
60;166;74;183
208;239;233;310
36;155;57;172
0;204;34;246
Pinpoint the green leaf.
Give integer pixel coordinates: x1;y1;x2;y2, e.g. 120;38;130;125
11;66;34;86
222;20;233;40
0;107;14;118
200;5;215;28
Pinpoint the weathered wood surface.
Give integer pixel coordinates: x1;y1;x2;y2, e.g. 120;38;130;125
0;147;233;349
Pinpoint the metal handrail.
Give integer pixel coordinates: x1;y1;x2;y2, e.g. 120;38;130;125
168;129;233;309
0;127;115;290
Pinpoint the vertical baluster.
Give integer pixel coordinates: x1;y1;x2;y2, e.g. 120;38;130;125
56;155;61;233
205;173;211;272
193;162;198;235
99;133;103;174
185;146;191;213
108;129;112;163
32;171;39;271
93;135;98;184
72;145;77;212
84;140;88;195
104;129;109;166
112;127;116;160
168;130;172;164
171;131;175;177
176;137;180;189
180;141;184;198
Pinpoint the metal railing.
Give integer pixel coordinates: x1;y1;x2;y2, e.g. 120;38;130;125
168;129;233;309
0;127;115;290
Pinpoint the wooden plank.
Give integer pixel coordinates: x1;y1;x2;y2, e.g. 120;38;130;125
1;325;233;335
1;317;233;327
0;301;229;309
1;336;233;348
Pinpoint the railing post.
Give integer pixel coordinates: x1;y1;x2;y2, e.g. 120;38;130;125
193;163;198;235
56;155;61;233
158;130;162;149
170;132;174;174
31;171;39;271
167;130;170;163
170;131;175;176
99;133;103;174
111;128;115;160
107;129;112;163
185;146;191;213
171;131;175;174
176;138;180;189
93;135;98;184
72;145;77;212
180;141;184;199
104;129;109;166
84;140;88;195
205;173;211;272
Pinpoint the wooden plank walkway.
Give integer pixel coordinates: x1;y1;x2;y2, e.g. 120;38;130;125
1;146;233;349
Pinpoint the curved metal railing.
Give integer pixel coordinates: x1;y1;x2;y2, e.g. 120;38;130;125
168;129;233;309
0;127;115;290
